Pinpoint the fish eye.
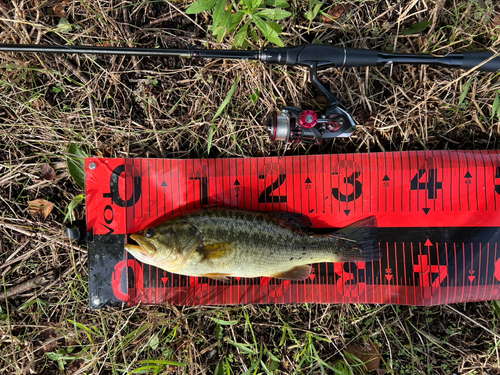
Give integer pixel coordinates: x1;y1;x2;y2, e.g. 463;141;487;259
145;228;155;238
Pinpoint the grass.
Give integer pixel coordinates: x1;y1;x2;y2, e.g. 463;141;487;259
0;0;500;374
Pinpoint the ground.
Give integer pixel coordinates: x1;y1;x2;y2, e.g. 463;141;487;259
1;0;500;374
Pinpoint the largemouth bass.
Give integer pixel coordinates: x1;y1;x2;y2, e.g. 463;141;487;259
125;208;378;280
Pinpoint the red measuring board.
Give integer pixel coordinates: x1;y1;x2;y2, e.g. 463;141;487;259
86;150;500;308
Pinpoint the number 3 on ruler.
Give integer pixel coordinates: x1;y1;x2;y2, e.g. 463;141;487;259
258;163;287;203
332;160;363;202
334;262;366;298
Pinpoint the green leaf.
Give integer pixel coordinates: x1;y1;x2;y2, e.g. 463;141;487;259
266;20;282;34
186;0;218;14
149;333;160;350
304;0;323;22
401;20;432;35
210;317;240;325
136;360;186;366
18;299;38;310
264;0;290;8
212;0;226;33
66;144;88;189
207;125;215;155
253;17;283;46
213;75;239;121
57;18;72;32
216;6;233;43
492;92;500;120
230;11;246;32
226;339;257;354
64;194;84;223
253;15;270;38
215;361;225;375
250;25;259;42
459;78;473;107
247;0;263;10
234;23;249;47
249;87;260;104
255;9;291;20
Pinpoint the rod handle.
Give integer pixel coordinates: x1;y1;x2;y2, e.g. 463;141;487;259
261;45;378;68
462;51;500;72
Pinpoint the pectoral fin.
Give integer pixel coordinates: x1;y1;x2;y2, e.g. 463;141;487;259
271;265;311;280
199;243;233;261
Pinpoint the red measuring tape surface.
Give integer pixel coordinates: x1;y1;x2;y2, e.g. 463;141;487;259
86;150;500;307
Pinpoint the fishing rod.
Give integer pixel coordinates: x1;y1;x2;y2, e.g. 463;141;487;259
2;44;499;145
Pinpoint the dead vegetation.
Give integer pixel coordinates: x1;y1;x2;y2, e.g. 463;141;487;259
1;0;500;374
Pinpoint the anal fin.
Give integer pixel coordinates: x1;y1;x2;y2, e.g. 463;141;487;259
271;265;311;280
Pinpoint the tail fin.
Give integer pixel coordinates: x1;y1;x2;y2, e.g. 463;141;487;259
332;216;379;263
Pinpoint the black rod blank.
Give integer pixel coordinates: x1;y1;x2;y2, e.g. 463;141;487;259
0;44;498;72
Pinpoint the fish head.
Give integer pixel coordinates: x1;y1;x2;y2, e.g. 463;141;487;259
125;225;182;269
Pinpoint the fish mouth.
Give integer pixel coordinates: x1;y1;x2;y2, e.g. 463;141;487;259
126;233;157;255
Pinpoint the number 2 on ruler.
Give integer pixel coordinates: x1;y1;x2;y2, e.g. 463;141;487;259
258;163;287;203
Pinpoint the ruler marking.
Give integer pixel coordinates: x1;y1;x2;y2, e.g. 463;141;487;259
314;156;317;214
416;152;420;212
480;152;488;211
483;243;490;301
427;152;431;213
369;155;372;214
494;243;499;301
162;159;166;216
392;153;395;213
354;155;357;215
411;243;416;304
436;242;441;305
473;152;479;212
185;160;189;213
307;155;310;215
433;151;436;212
419;242;424;304
469;242;474;301
490;152;498;211
384;153;388;213
378;241;383;303
452;243;457;303
360;154;364;214
377;153;380;213
478;243;483;301
459;153;463;212
449;150;453;212
460;243;466;302
439;151;444;212
400;152;403;213
466;153;471;212
303;155;307;215
402;242;407;305
444;243;449;304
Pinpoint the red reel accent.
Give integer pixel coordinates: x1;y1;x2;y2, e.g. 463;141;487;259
299;110;318;128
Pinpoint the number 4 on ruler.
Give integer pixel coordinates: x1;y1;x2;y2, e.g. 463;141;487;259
410;159;443;199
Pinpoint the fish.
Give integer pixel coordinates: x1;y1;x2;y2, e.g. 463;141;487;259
124;207;379;280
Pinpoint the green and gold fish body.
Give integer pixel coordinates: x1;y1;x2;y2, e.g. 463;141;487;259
125;208;378;280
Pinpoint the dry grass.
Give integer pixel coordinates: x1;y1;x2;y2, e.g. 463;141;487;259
1;0;500;374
